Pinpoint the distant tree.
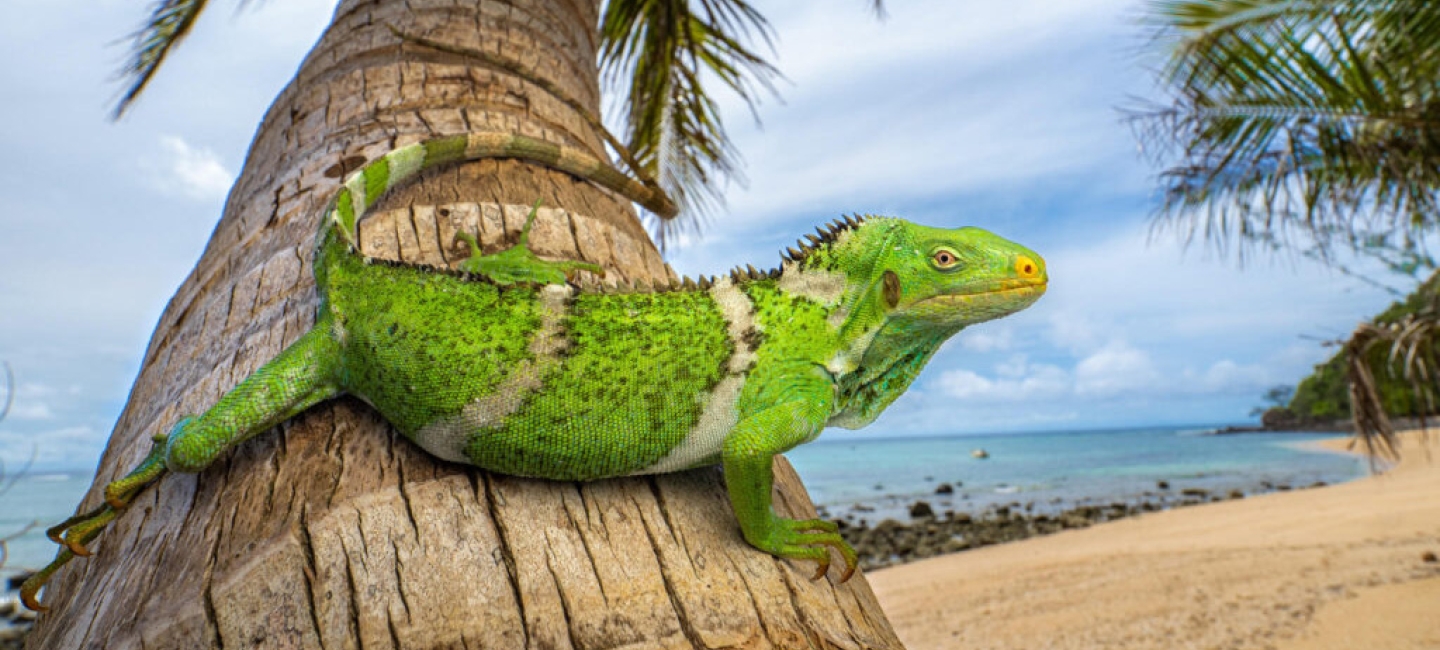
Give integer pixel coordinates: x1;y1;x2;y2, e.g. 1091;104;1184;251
1250;384;1294;417
1137;0;1440;456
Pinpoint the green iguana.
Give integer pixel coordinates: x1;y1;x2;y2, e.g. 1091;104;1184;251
22;132;1047;611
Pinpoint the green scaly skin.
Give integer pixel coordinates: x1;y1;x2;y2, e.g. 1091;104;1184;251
22;132;1047;611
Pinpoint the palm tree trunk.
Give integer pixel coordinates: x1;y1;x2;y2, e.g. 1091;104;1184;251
24;1;905;647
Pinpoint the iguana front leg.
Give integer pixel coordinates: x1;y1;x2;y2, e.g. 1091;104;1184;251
723;372;858;581
21;323;344;610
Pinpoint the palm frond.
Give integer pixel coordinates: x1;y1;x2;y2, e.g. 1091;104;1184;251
600;0;784;249
1135;0;1440;258
1345;296;1440;462
113;0;211;119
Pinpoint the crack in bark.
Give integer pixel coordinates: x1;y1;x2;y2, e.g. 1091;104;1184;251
390;536;414;623
564;484;609;604
202;534;227;650
131;491;178;637
297;503;330;650
541;539;580;646
478;473;530;649
394;451;421;545
776;565;828;650
827;580;866;649
644;477;688;557
387;613;403;650
634;480;709;650
342;535;367;648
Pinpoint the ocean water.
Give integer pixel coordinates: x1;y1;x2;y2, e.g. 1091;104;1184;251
0;427;1366;586
1;472;92;585
787;427;1368;522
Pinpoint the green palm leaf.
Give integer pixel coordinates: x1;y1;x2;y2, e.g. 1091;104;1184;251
599;0;784;246
113;0;210;119
1137;0;1440;257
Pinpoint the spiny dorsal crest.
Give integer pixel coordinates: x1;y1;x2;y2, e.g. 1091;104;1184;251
778;214;867;266
724;214;865;283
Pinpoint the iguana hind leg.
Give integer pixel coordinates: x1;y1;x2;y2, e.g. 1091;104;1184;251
21;323;344;611
454;199;604;285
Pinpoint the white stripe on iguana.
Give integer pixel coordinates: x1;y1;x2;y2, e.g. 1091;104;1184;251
632;278;758;474
345;173;369;228
776;261;848;309
412;284;573;463
386;143;428;187
772;260;877;376
632;374;744;474
708;277;758;373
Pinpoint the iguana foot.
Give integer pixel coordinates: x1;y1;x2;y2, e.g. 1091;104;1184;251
21;433;171;610
759;515;859;582
19;528;101;612
453;199;604;285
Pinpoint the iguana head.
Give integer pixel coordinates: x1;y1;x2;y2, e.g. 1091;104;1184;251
788;216;1047;428
873;220;1047;328
793;216;1047;337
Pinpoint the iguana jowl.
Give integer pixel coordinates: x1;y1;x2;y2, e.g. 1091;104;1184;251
22;132;1047;610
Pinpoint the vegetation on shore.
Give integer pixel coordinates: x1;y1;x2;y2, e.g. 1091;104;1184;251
1270;272;1440;427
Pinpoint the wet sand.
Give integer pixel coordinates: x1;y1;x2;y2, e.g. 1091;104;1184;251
867;430;1440;649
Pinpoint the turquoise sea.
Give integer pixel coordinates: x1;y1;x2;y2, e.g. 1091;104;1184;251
0;426;1365;587
787;426;1367;522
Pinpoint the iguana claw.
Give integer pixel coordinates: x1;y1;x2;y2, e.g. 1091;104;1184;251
771;516;859;583
45;503;116;556
21;434;171;611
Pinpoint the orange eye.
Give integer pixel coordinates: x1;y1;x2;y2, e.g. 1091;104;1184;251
933;250;959;269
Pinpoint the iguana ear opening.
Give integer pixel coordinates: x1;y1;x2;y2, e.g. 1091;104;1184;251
882;270;900;309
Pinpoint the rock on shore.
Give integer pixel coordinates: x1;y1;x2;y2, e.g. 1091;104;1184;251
834;484;1288;570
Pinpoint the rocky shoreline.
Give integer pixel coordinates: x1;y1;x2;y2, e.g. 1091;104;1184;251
0;573;36;650
825;480;1329;570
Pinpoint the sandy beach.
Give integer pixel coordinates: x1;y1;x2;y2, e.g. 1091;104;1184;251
868;430;1440;650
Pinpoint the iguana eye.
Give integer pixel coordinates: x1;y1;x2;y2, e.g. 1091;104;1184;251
932;249;959;269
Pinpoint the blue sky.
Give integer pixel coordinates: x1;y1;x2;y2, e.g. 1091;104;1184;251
0;0;1400;472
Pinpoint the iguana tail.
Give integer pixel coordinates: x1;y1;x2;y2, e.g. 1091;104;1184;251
320;132;675;259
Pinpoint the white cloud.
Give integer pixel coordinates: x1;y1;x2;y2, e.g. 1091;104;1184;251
959;326;1014;353
8;401;53;420
1184;359;1276;396
147;135;234;201
6;381;55;420
939;358;1070;402
0;425;98;469
1074;340;1162;397
696;0;1146;226
1046;313;1101;353
936;338;1296;410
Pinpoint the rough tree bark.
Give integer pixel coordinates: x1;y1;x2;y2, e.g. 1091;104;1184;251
25;0;906;648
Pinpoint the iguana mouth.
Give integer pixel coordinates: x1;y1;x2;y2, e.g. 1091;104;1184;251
920;278;1048;305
